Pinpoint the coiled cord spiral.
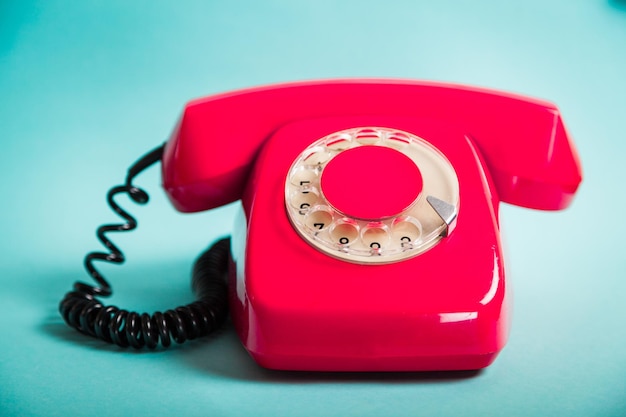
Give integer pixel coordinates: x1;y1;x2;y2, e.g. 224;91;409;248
59;145;230;349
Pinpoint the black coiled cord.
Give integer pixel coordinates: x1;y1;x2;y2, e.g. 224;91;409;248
59;145;230;349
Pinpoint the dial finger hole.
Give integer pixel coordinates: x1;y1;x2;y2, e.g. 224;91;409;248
330;219;359;247
290;186;320;214
361;223;391;253
305;207;333;232
385;131;412;149
303;146;332;166
354;128;382;145
289;165;318;187
325;133;353;151
391;216;422;249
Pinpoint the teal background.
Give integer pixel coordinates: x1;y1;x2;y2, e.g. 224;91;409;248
1;1;625;416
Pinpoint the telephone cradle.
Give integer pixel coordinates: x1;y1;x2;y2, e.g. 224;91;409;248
60;79;582;372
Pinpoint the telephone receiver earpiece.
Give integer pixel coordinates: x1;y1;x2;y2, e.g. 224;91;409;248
60;79;582;371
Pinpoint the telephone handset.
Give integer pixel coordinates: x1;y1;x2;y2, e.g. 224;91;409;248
60;79;582;371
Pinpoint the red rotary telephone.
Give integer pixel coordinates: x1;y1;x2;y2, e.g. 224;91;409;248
61;79;583;372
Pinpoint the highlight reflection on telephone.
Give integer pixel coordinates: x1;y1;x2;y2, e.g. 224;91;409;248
59;79;582;372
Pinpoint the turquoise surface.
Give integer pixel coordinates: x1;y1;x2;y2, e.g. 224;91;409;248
1;1;625;416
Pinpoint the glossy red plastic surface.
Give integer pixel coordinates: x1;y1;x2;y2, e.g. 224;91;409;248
162;79;582;213
320;146;423;219
161;80;583;371
232;116;507;371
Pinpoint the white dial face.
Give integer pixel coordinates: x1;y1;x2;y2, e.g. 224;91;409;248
285;127;460;264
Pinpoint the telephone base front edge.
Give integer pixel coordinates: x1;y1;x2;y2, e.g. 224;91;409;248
247;351;499;372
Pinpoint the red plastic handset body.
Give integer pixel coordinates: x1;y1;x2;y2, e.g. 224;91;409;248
160;80;583;371
162;80;582;213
